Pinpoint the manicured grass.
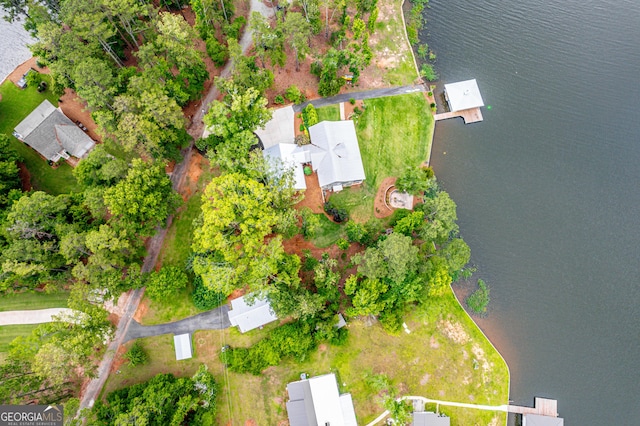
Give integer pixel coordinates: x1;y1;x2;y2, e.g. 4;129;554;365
139;284;204;326
104;289;508;425
328;185;376;223
357;93;433;188
0;324;39;353
0;79;80;194
316;104;341;122
0;291;69;312
310;213;345;248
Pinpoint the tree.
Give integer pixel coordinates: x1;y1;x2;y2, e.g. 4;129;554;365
73;145;128;188
418;190;459;244
395;165;436;195
346;277;388;317
423;255;452;297
283;12;312;71
250;12;285;68
357;232;419;285
72;57;117;111
226;38;273;94
104;159;181;236
0;134;21;208
145;266;189;301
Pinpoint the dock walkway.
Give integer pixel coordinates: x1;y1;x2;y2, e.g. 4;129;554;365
434;107;483;124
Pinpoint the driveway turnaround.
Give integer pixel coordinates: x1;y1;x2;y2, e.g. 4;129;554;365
0;308;75;326
123;304;231;342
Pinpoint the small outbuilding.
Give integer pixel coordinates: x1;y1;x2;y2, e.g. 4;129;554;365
522;414;564;426
443;79;484;112
173;333;193;361
286;373;357;426
13;99;95;162
227;293;278;333
308;120;366;190
412;412;451;426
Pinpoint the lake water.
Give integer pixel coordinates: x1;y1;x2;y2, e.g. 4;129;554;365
423;0;640;424
0;14;34;83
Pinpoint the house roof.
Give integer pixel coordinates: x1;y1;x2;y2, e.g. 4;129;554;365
523;414;564;426
444;79;484;112
227;293;278;333
412;412;451;426
173;333;192;360
263;143;307;190
13;100;95;161
308;121;365;189
286;373;357;426
255;105;295;149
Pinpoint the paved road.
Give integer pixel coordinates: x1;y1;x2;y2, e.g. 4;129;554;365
292;84;426;112
124;305;231;342
78;1;271;411
0;308;75;326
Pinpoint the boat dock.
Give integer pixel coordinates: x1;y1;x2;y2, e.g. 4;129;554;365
434;107;483;124
507;397;559;417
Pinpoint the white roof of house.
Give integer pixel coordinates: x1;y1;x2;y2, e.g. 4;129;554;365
308;121;365;189
255;105;295;149
173;333;192;360
444;79;484;112
228;293;278;333
263;143;307;190
286;373;357;426
14;100;95;161
412;412;451;426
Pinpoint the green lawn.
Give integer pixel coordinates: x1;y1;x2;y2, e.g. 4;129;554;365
310;213;345;248
316;104;341;122
103;290;509;425
0;324;39;353
0;79;80;194
0;291;69;312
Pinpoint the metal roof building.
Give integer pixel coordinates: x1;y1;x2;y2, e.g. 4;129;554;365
412;412;451;426
263;143;308;190
255;105;295;149
523;414;565;426
286;373;357;426
13;100;95;162
308;120;366;191
173;333;193;360
443;79;484;112
227;293;278;333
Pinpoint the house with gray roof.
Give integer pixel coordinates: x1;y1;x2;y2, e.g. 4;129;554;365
523;414;564;426
286;373;357;426
227;293;278;333
13;99;95;162
308;121;365;191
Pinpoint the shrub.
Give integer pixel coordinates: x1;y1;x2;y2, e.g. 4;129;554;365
429;51;437;61
124;341;148;366
274;94;285;104
349;98;356;105
417;44;429;60
420;64;439;81
206;37;228;67
466;279;490;314
26;71;43;88
301;208;320;239
295;134;310;146
302;250;319;271
145;266;189;302
223;16;245;40
336;238;350;250
285;85;305;104
192;276;227;310
303;104;319;129
303;165;312;175
323;201;349;223
427;91;433;97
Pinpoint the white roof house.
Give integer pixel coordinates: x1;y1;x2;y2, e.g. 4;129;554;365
13;100;95;162
173;333;193;360
286;373;357;426
308;121;366;190
523;414;564;426
227;293;278;333
412;412;451;426
255;105;295;150
443;79;484;112
263;143;308;190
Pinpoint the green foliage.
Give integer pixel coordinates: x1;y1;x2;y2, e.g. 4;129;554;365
73;145;128;189
205;36;229;67
302;103;319;129
393;210;424;236
284;85;305;104
420;63;439;81
301;207;321;239
145;266;189;302
124;341;148;366
274;94;285;104
323;201;349;223
25;70;44;88
466;279;490;314
191;275;226;310
0;134;21;209
336;238;350;250
92;368;217;424
424;255;452;298
395;165;436;195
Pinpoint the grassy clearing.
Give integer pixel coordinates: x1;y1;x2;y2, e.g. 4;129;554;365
316;104;341;122
0;79;79;194
0;324;39;353
138;284;203;326
310;213;345;248
0;291;69;312
104;290;508;425
328;184;376;223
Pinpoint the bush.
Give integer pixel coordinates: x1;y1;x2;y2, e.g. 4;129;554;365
274;94;285;105
420;64;439;81
301;208;320;239
466;279;490;314
336;238;350;250
324;201;349;223
349;98;356;105
25;71;43;88
285;85;305;104
303;104;319;129
222;16;245;40
427;91;433;97
206;37;228;67
145;266;189;302
192;276;227;310
124;341;148;366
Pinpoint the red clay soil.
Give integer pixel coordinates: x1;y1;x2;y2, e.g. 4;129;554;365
295;172;325;214
109;345;128;375
17;163;32;191
343;99;365;119
4;57;49;85
58;89;102;143
374;176;397;219
133;298;149;323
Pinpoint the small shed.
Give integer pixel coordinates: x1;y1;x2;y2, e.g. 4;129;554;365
523;414;564;426
227;293;278;333
173;333;193;360
444;79;484;112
